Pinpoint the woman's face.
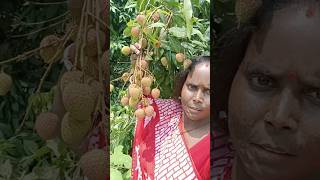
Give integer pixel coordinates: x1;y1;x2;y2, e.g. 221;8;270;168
181;62;210;122
229;5;320;180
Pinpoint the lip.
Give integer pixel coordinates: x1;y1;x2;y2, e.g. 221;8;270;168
251;143;297;157
188;106;202;113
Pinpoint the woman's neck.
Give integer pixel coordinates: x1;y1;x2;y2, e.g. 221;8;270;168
182;113;210;134
182;113;209;148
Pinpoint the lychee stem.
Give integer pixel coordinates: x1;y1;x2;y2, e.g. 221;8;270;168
36;28;73;93
0;38;64;66
25;1;68;5
74;0;88;71
10;18;69;38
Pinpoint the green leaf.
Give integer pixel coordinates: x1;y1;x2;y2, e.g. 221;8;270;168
46;139;60;157
191;28;206;41
148;22;165;28
33;166;60;179
191;0;200;7
191;40;207;48
110;168;123;180
137;0;155;12
123;27;131;37
21;172;38;180
111;145;132;169
183;0;193;39
32;146;50;160
145;54;153;61
0;123;13;138
123;169;131;180
0;159;12;178
23;139;39;155
168;27;186;38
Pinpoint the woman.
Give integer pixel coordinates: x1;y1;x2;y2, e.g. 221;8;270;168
131;56;210;179
213;0;320;179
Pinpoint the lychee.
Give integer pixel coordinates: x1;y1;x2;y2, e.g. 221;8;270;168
144;106;155;117
175;53;185;63
79;149;107;180
121;46;131;56
131;27;140;37
135;108;145;119
0;71;12;96
151;88;160;99
39;35;62;64
35;112;59;140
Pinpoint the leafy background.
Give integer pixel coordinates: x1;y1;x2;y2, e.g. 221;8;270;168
110;0;210;179
0;0;86;179
0;0;214;179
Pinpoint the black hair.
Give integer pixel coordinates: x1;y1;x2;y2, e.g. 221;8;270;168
213;0;320;132
173;56;210;100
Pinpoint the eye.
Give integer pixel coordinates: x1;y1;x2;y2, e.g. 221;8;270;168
304;88;320;105
204;89;210;96
187;84;197;91
248;73;276;91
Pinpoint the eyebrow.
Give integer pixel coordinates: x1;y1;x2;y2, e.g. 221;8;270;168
244;61;320;88
243;61;282;77
186;82;210;89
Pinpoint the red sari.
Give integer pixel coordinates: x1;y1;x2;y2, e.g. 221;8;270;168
131;98;210;179
210;126;234;180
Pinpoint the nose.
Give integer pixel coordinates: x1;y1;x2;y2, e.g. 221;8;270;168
265;88;300;131
193;89;204;103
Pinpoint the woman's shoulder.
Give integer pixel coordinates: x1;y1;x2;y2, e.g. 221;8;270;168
154;98;181;109
153;98;182;115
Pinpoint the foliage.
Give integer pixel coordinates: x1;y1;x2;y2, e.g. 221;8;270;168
110;0;210;179
0;1;84;179
212;0;236;45
110;87;135;180
0;137;81;180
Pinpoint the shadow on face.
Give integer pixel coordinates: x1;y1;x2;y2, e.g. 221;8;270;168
180;62;210;122
228;3;320;180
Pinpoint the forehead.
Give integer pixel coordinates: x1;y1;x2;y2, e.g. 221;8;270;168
245;4;320;73
187;63;210;82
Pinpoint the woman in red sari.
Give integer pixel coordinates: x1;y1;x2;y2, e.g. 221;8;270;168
213;0;320;179
131;56;210;179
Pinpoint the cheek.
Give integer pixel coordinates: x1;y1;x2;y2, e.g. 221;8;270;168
228;72;269;141
300;109;320;157
180;86;193;104
203;98;210;111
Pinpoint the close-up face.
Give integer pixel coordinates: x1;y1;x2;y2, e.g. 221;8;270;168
228;3;320;180
181;62;210;122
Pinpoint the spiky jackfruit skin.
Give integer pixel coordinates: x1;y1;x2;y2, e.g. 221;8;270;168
79;149;107;180
35;112;60;140
61;112;91;146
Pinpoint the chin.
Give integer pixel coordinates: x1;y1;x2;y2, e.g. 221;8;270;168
238;148;304;180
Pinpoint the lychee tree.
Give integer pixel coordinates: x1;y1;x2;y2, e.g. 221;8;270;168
0;0;108;179
112;0;210;98
110;0;210;179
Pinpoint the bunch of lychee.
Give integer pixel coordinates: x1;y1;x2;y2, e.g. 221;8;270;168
35;70;104;179
119;38;161;120
35;70;102;144
115;12;197;120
